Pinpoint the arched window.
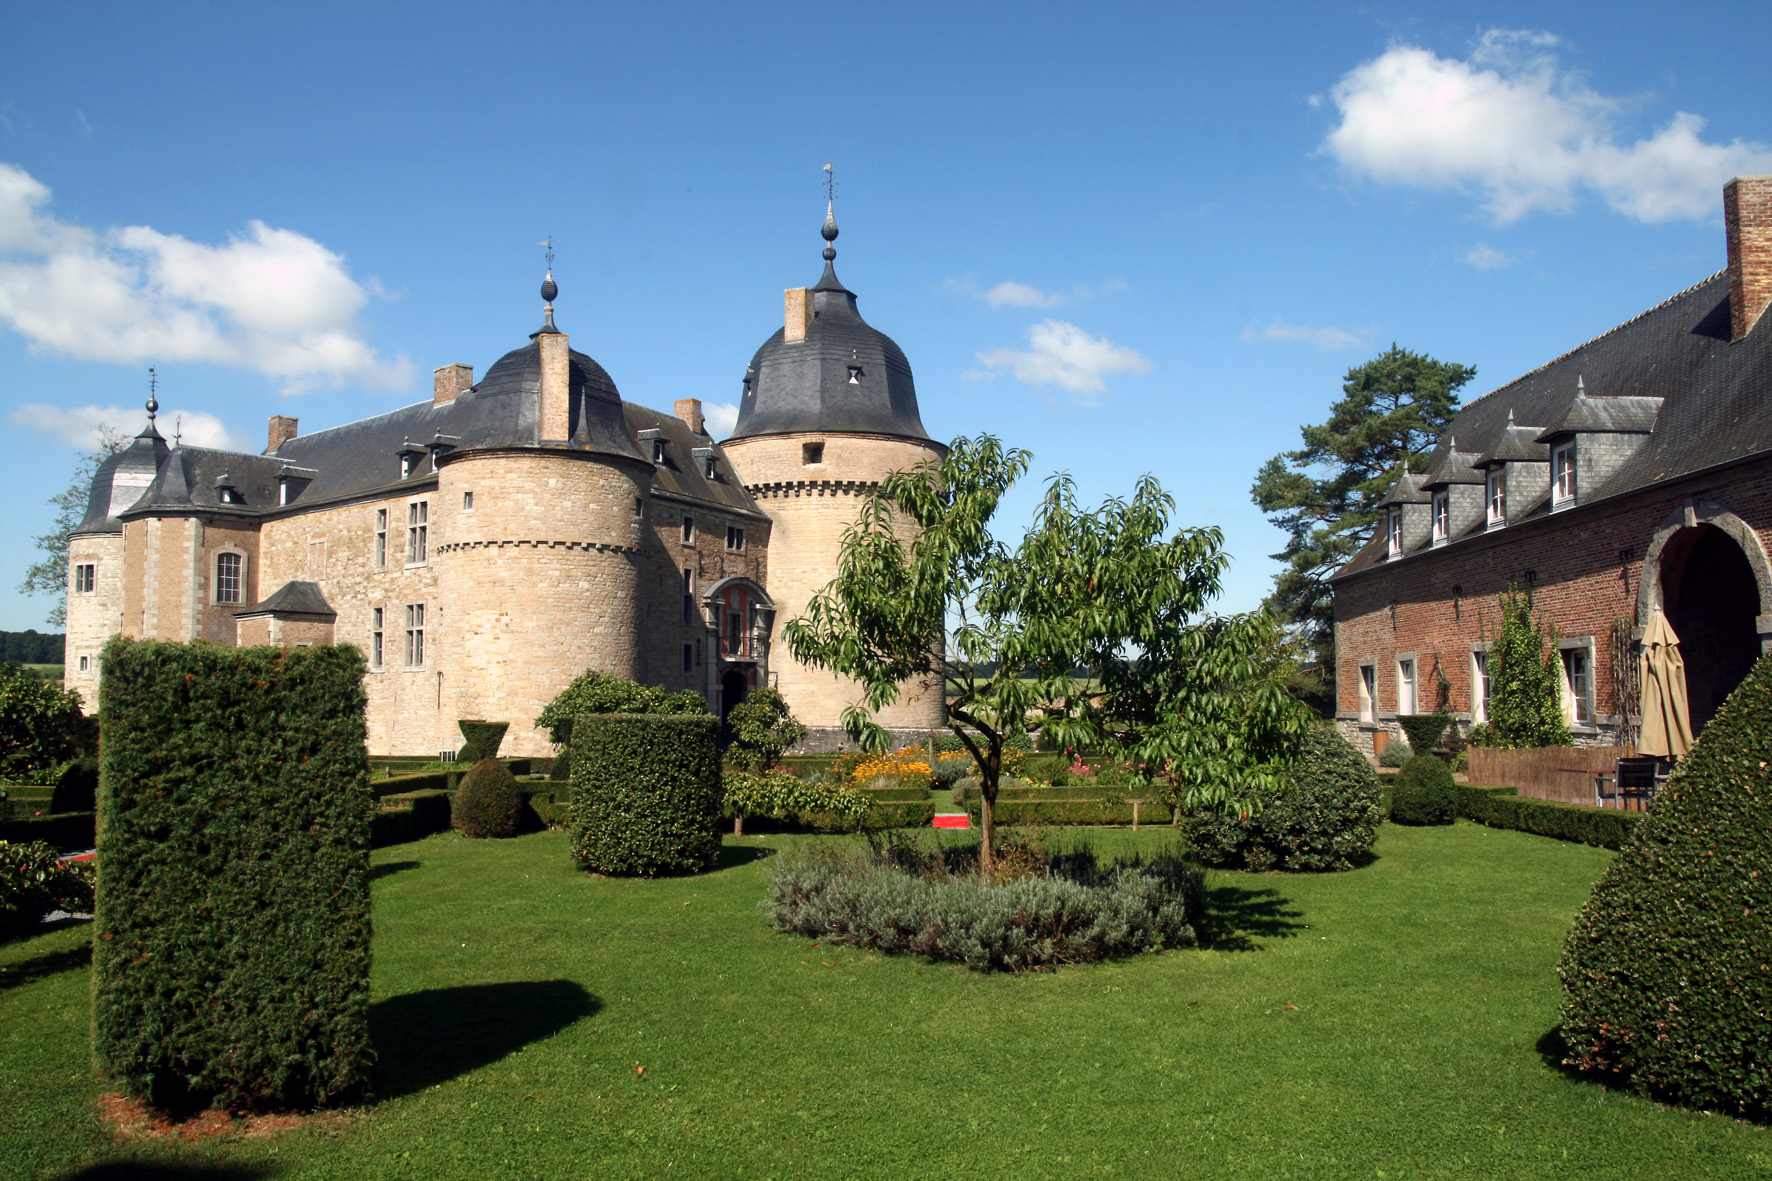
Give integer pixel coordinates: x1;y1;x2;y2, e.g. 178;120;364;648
216;552;243;604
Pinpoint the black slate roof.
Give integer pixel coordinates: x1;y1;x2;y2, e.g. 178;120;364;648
729;259;932;443
1421;444;1485;489
235;580;335;619
622;403;768;518
71;423;171;536
1334;270;1772;580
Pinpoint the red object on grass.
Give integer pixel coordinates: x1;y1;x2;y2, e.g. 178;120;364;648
932;813;971;829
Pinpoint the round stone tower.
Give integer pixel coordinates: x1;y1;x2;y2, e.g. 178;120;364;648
433;272;655;756
721;205;947;747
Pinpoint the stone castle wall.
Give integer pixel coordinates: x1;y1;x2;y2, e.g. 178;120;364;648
63;533;123;709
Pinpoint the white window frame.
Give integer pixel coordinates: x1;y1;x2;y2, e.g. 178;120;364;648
1552;442;1577;506
214;550;246;605
1386;508;1403;557
1396;656;1417;717
375;508;388;568
406;500;429;566
1431;492;1449;544
1561;639;1595;728
1358;663;1377;724
307;538;328;582
404;602;426;667
78;654;90;673
370;607;385;670
1486;469;1507;528
462;490;475;512
73;562;96;594
1471;646;1492;724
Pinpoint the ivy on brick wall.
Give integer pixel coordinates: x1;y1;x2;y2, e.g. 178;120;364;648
1485;588;1572;749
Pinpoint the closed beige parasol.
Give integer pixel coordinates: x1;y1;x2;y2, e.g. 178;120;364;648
1638;609;1692;760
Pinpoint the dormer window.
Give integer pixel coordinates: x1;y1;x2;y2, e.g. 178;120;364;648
215;473;243;505
692;446;717;480
1386;508;1403;557
397;438;427;478
401;454;417;478
1552;442;1576;506
1431;491;1449;544
653;440;667;464
638;427;668;466
847;365;864;384
1486;469;1507;528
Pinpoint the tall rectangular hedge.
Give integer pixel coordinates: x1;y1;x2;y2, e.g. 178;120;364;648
94;639;374;1111
570;712;720;876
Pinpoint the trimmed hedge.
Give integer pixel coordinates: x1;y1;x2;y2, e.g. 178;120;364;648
1558;652;1772;1118
371;789;452;848
1183;725;1384;872
453;757;523;839
373;770;455;798
571;713;721;876
1398;713;1452;754
1457;784;1642;849
858;784;932;803
94;639;374;1112
966;798;1173;827
1390;754;1457;825
456;719;510;763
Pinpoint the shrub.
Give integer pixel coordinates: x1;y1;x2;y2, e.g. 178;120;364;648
453;757;524;839
93;639;373;1112
456;719;510;763
0;661;84;783
549;740;573;781
371;789;452;848
1183;725;1384;872
760;833;1204;972
1390;753;1457;825
1398;713;1452;754
535;670;705;745
571;713;721;876
723;767;870;831
724;688;807;773
931;749;973;788
50;755;98;813
1378;739;1413;768
1;840;91;940
1557;652;1772;1118
1457;784;1640;850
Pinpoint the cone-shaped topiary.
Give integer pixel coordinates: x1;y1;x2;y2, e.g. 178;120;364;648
1557;652;1772;1118
453;757;523;839
456;720;510;764
1390;753;1456;825
1398;713;1452;755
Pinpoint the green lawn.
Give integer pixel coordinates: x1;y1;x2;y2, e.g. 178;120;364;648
3;823;1769;1180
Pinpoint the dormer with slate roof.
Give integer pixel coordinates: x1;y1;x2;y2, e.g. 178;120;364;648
1373;472;1432;559
1533;377;1662;511
1419;439;1485;546
1473;412;1551;531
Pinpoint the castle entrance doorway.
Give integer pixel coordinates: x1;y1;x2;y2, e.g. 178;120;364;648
720;669;751;721
1660;524;1761;734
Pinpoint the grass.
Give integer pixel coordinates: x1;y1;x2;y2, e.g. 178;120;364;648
3;823;1769;1179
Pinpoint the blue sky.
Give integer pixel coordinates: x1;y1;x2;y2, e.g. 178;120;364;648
3;1;1771;632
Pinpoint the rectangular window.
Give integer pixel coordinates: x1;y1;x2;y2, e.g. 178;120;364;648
1386;509;1403;557
1563;648;1592;726
682;568;696;625
1397;658;1416;716
74;563;96;593
1486;470;1506;527
401;453;416;479
1359;664;1376;724
279;481;291;506
681;514;695;545
370;607;384;669
1553;443;1577;504
635;497;644;517
375;509;388;568
407;501;428;565
1431;492;1449;543
216;552;243;604
404;603;425;667
308;539;327;581
726;525;745;552
682;643;694;673
802;441;824;465
1472;650;1491;723
728;610;744;657
78;655;90;673
462;490;474;511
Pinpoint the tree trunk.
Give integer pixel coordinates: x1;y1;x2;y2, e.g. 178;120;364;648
979;743;1001;874
733;813;744;837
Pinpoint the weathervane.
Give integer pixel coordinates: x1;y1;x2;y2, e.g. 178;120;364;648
823;162;836;206
173;415;182;448
820;164;839;261
146;366;159;424
535;236;555;269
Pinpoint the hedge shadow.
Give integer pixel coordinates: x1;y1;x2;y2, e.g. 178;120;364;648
369;979;599;1100
1197;885;1308;951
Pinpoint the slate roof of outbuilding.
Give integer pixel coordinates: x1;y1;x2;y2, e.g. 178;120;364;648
1333;270;1772;580
234;580;335;619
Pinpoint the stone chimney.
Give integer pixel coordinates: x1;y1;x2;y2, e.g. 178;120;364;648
538;334;571;441
433;363;474;405
784;287;812;342
1726;176;1772;342
266;415;298;453
674;398;706;435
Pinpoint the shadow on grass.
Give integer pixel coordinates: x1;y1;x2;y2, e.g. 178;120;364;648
369;860;422;881
370;979;599;1101
0;940;90;991
1536;1025;1586;1082
1198;885;1307;951
57;1164;278;1180
713;843;777;871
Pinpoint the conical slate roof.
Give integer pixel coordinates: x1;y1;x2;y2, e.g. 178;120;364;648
72;420;170;536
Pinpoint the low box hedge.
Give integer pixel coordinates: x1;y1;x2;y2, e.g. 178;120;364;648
966;798;1174;827
371;789;453;848
0;810;95;850
860;785;932;803
372;771;456;799
1457;784;1642;850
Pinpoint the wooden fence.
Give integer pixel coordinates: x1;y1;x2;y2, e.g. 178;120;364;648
1466;745;1636;807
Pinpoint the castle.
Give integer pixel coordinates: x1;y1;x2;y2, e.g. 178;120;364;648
63;207;948;756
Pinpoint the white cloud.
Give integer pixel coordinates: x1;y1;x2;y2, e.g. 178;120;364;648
11;401;250;452
1463;243;1520;269
1240;319;1372;351
985;280;1066;309
703;401;739;438
1323;29;1772;223
0;162;413;392
970;319;1152;400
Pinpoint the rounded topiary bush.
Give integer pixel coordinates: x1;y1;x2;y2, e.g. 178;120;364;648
1184;726;1385;872
453;757;523;839
1557;652;1772;1118
1390;753;1456;825
571;712;721;876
